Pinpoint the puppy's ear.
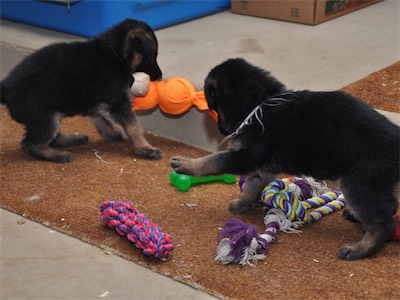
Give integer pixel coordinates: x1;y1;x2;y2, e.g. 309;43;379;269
125;29;156;67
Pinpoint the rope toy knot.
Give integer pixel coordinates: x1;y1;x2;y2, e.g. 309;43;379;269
261;179;305;221
100;200;174;260
261;178;345;223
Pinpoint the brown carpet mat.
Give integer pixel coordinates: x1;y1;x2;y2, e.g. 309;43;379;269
340;61;400;113
1;65;399;299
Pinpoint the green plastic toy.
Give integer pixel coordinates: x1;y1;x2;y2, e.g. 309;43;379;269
169;171;236;192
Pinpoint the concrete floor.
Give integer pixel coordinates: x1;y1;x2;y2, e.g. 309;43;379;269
1;0;399;299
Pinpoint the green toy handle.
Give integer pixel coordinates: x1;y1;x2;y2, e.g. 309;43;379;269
170;171;236;192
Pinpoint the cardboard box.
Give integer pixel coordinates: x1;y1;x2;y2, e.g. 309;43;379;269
231;0;382;25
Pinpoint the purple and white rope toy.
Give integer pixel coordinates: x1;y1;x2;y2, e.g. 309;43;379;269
215;208;298;266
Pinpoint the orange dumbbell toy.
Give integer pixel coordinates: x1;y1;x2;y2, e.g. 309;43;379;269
131;73;217;122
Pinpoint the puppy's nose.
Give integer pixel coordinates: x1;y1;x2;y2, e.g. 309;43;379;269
218;123;230;136
150;68;162;81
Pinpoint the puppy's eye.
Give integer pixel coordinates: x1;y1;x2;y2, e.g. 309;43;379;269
205;87;218;111
209;89;216;98
206;85;217;99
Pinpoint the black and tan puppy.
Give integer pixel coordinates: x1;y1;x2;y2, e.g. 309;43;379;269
171;58;399;260
1;19;162;163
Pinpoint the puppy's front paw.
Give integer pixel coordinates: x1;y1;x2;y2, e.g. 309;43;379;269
103;133;125;143
342;209;360;223
229;198;258;214
51;134;89;147
135;146;162;160
170;156;197;176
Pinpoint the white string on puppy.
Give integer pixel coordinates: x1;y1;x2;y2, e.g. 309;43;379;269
219;92;295;146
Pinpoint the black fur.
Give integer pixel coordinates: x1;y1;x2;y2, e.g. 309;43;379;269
1;18;162;163
171;58;399;260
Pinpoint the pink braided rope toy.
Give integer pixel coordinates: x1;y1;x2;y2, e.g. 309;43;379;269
100;201;174;259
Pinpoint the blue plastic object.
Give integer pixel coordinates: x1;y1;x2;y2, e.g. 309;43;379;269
0;0;230;37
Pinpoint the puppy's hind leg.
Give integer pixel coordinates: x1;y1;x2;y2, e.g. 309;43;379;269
22;113;74;163
337;175;398;260
95;106;161;160
92;115;128;142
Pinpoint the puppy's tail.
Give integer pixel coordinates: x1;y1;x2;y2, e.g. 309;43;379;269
0;81;10;105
